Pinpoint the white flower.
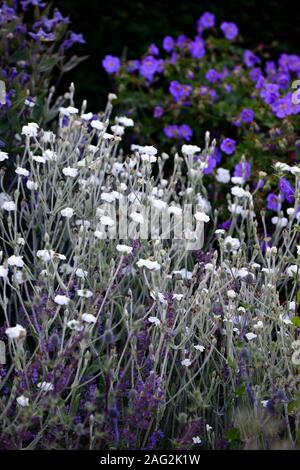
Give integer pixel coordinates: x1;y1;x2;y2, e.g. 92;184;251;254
100;192;117;203
216;168;230;183
67;320;83;331
100;215;115;226
81;112;93;121
194;344;205;352
36;249;55;262
141;153;157;163
0;151;9;162
75;268;88;278
292;350;300;366
173;268;193;280
37;382;54;392
231;186;246;198
111;124;124;136
130;212;144;224
150;198;167;211
231;176;245;185
62;167;78;178
173;294;184;301
15;167;29;177
61;207;74;218
41;131;56;143
91;120;104;131
181;145;201;156
6;324;26;340
0;265;8;278
116;244;133;255
7;255;24;268
271;216;288;227
59;106;78;116
131;145;157;156
82;313;97;324
291;339;300;350
26;180;38;190
115;116;134;127
224;236;241;252
289;301;296;311
32;155;46;163
253;320;264;329
245;332;257;341
77;289;93;298
22;122;39;137
16;395;30;407
194;211;210;223
2;201;16;211
287;265;299;277
192;436;202;444
54;295;70;306
227;289;236;299
297;245;300;256
136;258;161;271
206;424;213;432
148;316;161;326
43;149;57;161
168;206;182;216
181;358;192;367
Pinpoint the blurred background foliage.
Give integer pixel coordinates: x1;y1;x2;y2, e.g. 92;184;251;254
56;0;300;109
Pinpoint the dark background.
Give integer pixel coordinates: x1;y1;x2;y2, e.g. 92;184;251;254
55;0;300;111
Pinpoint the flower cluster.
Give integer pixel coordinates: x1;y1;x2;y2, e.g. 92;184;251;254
0;0;85;152
0;86;300;450
102;10;300;200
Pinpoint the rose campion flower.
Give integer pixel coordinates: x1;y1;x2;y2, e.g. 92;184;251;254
6;324;26;340
102;55;121;74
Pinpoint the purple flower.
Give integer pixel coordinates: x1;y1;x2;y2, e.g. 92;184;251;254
148;44;159;56
178;124;193;141
243;50;260;68
28;29;55;41
61;32;85;50
260;84;279;105
203;155;217;175
276;72;290;89
221;138;236;155
163;36;175;52
140;55;159;81
197;12;215;31
127;60;140;73
164;125;178;139
249;67;263;82
234;161;251;180
265;61;276;76
169;81;192;102
279;178;295;203
266;193;281;212
240;108;255;123
205;68;220;83
153;106;164;118
272;95;293;119
189;37;206;59
220;22;239;41
102;55;121;74
176;34;187;48
21;0;46;11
